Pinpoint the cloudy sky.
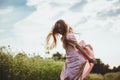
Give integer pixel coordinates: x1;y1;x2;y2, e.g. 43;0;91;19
0;0;120;68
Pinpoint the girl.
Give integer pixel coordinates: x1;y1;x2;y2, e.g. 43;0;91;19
46;19;96;80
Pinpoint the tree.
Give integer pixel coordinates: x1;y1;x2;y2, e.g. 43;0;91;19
52;52;65;61
91;58;111;75
112;65;120;72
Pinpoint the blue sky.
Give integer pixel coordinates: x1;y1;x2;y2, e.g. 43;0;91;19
0;0;120;68
0;0;35;40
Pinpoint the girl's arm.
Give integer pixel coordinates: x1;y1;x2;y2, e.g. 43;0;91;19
75;44;96;64
76;44;91;60
66;34;96;64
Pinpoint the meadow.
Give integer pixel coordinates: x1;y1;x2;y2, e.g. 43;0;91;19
0;46;120;80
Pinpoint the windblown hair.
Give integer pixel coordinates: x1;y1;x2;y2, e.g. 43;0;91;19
46;19;76;50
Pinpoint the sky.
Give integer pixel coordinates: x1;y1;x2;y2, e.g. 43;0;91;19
0;0;120;68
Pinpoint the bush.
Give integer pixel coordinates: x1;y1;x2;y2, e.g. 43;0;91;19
104;72;120;80
0;48;13;80
84;73;103;80
0;55;64;80
0;47;64;80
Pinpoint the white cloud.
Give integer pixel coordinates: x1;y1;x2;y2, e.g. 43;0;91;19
83;0;116;17
0;29;5;33
27;0;80;6
51;0;79;3
110;25;120;33
26;0;41;6
0;6;14;15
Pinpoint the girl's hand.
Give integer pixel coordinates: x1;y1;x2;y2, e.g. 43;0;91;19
89;58;97;64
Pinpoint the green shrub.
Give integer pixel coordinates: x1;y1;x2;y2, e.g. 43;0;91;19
0;49;13;80
104;72;120;80
84;73;103;80
0;51;64;80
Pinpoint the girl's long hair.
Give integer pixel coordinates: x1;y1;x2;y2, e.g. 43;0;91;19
46;19;78;50
46;32;58;50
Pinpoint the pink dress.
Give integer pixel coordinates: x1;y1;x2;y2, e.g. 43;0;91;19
60;34;94;80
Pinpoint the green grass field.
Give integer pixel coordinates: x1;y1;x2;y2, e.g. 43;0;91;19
0;48;120;80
